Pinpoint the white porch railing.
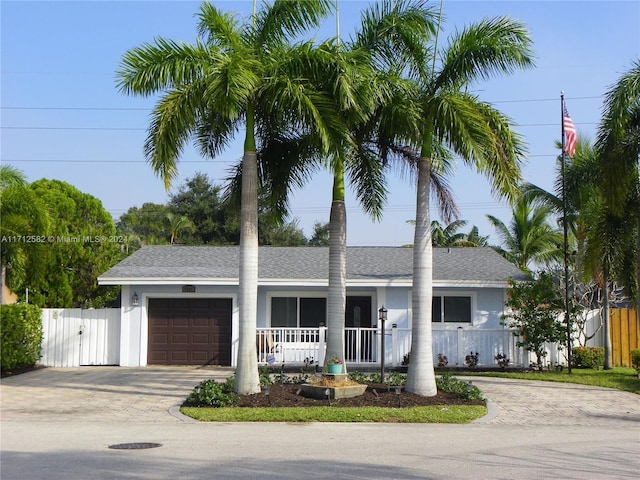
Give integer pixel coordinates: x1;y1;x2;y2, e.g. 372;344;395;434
257;326;528;368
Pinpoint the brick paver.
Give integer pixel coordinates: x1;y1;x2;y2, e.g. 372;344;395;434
1;367;638;427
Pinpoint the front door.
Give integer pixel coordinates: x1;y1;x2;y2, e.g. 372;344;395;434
345;296;373;362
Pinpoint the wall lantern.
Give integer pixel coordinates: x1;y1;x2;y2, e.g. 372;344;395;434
131;292;139;306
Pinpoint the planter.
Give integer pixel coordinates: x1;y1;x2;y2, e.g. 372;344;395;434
301;383;367;400
327;363;343;374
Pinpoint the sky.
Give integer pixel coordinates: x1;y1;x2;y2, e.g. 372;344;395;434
2;0;639;246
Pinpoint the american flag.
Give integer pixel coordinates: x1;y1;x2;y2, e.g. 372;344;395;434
563;105;577;157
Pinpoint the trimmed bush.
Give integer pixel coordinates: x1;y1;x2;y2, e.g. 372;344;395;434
572;346;605;369
436;373;485;401
0;304;43;371
183;379;239;407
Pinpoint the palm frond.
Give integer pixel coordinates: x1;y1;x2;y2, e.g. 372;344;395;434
435;16;535;91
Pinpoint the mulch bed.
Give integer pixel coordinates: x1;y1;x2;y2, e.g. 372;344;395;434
236;383;484;408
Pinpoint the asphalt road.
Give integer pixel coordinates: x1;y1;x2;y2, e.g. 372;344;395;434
1;366;638;479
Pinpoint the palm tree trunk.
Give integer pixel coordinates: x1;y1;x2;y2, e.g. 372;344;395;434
405;153;437;397
235;107;261;395
326;169;347;373
603;279;613;370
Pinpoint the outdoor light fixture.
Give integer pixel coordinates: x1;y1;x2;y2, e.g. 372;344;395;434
378;306;388;381
131;292;139;306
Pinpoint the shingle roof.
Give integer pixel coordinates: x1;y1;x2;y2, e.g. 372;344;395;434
99;245;526;286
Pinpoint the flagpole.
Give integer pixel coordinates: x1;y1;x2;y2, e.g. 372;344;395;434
560;92;572;374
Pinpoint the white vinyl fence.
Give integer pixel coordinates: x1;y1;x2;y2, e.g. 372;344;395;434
40;308;120;367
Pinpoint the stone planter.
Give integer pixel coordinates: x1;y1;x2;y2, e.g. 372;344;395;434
301;383;367;400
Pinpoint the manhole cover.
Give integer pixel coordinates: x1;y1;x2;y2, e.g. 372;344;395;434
108;442;162;450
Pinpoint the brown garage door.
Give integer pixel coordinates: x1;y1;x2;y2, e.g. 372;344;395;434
148;298;232;366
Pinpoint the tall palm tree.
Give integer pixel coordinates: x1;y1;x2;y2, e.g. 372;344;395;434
596;60;640;320
116;0;336;394
389;15;534;396
252;0;443;374
487;194;563;272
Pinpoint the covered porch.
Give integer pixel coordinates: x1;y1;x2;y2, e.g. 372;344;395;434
256;325;529;369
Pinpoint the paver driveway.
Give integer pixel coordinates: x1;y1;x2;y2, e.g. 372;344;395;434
1;366;638;426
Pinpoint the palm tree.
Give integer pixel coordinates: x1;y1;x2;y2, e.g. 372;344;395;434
389;15;534;396
596;60;640;320
0;168;50;303
252;0;443;374
165;213;195;245
116;0;336;394
487;195;564;272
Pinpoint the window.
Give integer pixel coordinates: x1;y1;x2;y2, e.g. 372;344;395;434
431;295;472;323
271;296;326;328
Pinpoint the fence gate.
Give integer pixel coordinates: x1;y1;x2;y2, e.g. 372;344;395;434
41;308;120;367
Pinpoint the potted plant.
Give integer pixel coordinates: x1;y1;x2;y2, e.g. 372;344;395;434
326;356;343;374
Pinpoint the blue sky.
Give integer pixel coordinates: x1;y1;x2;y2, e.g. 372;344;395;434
2;1;639;246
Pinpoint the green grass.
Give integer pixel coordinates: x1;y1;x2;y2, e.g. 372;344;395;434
180;405;487;423
465;367;640;394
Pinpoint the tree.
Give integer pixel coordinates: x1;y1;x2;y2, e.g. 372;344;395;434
0;168;51;303
596;60;640;320
502;273;567;372
14;180;122;308
117;1;336;394
165;212;195;245
487;194;564;273
116;202;170;246
307;222;330;246
391;14;534;396
168;172;232;244
428;220;487;247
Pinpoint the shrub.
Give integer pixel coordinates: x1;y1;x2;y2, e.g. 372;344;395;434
437;353;448;368
630;349;640;375
183;379;239;407
495;353;510;370
436;373;485;402
387;371;406;386
0;304;43;371
572;346;605;369
464;351;479;368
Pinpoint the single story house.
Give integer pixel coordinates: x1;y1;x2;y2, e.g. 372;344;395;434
97;245;527;368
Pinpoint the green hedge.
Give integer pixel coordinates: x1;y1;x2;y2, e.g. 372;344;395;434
0;304;43;371
572;346;605;369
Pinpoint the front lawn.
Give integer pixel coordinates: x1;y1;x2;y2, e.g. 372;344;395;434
181;405;487;423
465;367;640;394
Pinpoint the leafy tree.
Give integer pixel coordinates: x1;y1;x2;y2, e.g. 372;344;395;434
168;172;231;244
258;217;306;246
116;202;170;245
502;273;568;372
428;220;487;247
487;194;564;273
117;0;336;394
307;222;330;246
16;180;123;308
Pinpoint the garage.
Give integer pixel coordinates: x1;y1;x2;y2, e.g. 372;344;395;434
147;298;232;366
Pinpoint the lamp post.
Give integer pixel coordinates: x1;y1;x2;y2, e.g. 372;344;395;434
378;306;387;382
